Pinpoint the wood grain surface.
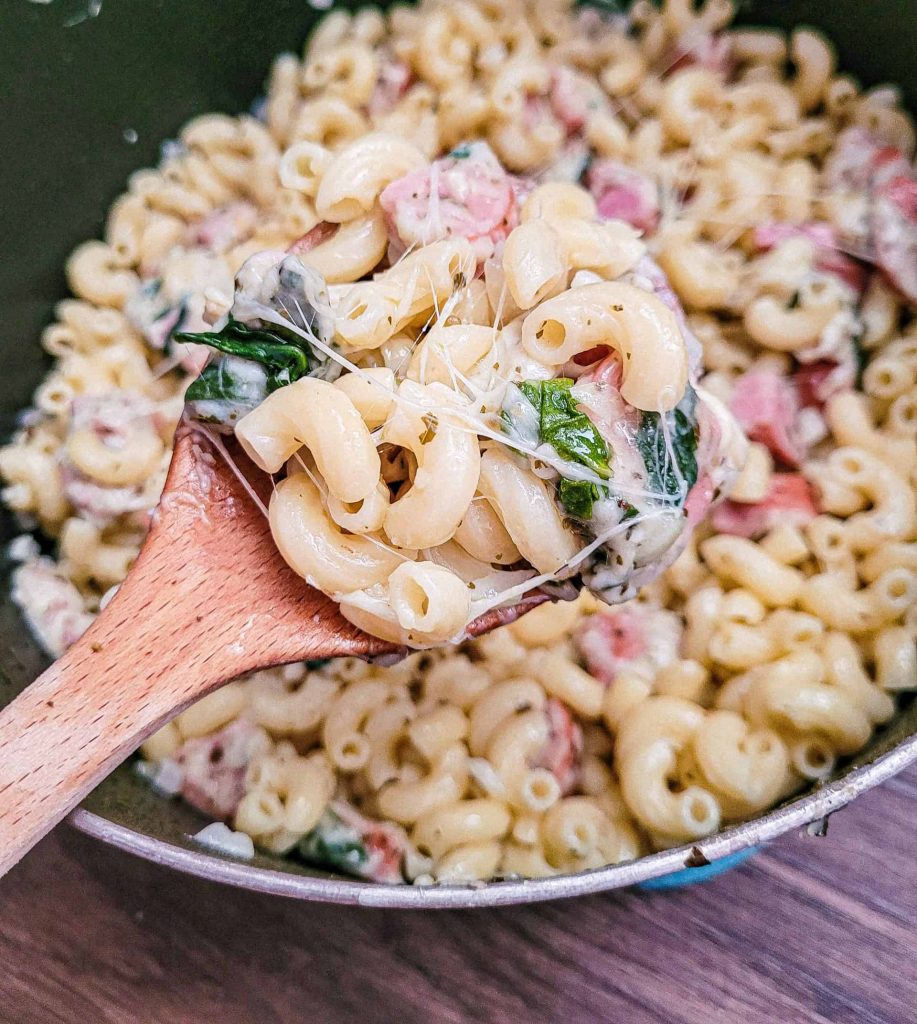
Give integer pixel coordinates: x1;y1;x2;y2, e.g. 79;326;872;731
0;767;913;1024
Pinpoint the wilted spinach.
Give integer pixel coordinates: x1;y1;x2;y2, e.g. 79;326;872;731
511;378;612;520
634;387;699;501
177;318;313;393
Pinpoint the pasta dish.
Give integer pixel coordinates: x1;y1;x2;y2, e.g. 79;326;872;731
1;0;915;884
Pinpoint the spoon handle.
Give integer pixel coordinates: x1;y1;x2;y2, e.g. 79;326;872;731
0;566;229;879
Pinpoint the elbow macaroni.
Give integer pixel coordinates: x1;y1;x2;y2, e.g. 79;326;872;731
4;0;916;886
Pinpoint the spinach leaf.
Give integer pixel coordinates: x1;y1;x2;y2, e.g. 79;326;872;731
177;318;310;392
512;378;611;521
634;388;699;501
299;811;368;875
518;379;611;479
852;330;868;388
185;363;247;404
184;355;270;427
558;479;606;520
576;0;626;14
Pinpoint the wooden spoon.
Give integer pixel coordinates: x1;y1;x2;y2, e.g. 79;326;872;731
0;424;542;877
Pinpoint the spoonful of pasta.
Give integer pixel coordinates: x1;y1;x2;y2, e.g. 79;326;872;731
0;155;745;877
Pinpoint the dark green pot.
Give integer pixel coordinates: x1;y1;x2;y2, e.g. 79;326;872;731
1;0;914;905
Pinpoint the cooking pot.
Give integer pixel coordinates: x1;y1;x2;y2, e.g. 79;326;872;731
1;0;914;906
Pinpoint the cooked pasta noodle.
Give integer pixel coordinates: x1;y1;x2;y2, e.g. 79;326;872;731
3;0;915;884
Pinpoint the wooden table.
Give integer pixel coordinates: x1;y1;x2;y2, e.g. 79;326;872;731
1;769;914;1024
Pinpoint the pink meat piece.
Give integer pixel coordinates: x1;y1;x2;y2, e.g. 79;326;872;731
367;59;413;118
11;558;94;657
70;390;155;440
287;221;339;256
71;391;153;437
536;699;583;796
60;392;162;526
575;605;681;687
632;255;686;322
587;159;660;234
172;341;211;376
193;202;257;253
177;720;271;820
521;94;556;134
361;827;408;884
549;67;604;133
145;305;184;352
508;172;535;210
713;473;818;538
872;176;917;303
331;802;408;884
794;359;856;408
571;345;613;369
573;353;646;488
752;221;867;293
824;127;911;195
380;141;520;261
664;31;734;78
730;369;808;467
684;472;717;526
60;466;151;528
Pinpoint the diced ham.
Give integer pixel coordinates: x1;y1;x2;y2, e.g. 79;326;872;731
575;604;682;686
61;392;163;526
684;384;748;527
60;467;152;528
752;221;866;294
586;159;660;234
589;352;624;390
329;801;409;884
193;202;257;253
574;354;646;487
135;298;209;374
730;369;808;467
127;250;234;367
11;558;94;657
177;720;271;820
549;67;604;133
521;94;557;134
684;472;717;525
368;60;413;119
508;172;535;211
572;345;612;368
287;221;339;255
380;141;520;261
872;175;917;303
361;826;408;884
664;31;734;79
145;305;184;351
814;247;868;295
70;391;157;446
631;255;687;323
713;473;818;538
824;127;911;195
172;342;211;376
823;128;915;303
794;359;856;408
536;698;583;796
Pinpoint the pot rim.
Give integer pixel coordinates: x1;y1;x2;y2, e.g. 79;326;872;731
68;728;917;908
